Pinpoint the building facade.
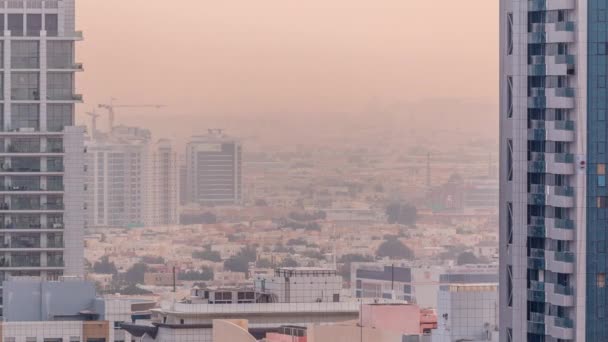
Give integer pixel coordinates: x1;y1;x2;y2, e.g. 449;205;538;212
0;0;86;307
85;127;178;228
432;270;499;342
499;1;600;340
185;130;242;206
254;268;342;303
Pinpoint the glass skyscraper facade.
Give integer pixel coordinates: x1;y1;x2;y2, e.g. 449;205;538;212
500;0;608;340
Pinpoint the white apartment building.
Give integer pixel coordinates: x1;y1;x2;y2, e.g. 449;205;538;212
0;0;86;312
85;126;178;228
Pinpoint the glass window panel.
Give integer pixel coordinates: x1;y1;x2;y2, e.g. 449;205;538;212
7;14;23;37
11;41;39;69
26;14;41;37
47;73;72;100
11;73;39;100
10;104;39;131
47;104;73;132
47;41;73;69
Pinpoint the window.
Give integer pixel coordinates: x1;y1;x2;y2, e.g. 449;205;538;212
599;164;606;175
11;104;39;131
26;14;41;36
45;14;58;36
507;328;513;342
11;41;39;69
507;265;513;307
7;14;23;36
598;197;608;208
47;73;73;100
11;72;39;100
507;202;513;244
48;41;74;68
507;76;513;118
507;13;513;55
26;338;36;342
600;176;606;187
47;104;74;131
507;139;513;181
598;273;606;288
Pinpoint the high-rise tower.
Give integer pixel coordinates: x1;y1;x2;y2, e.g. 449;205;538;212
186;130;242;206
499;0;606;341
0;0;85;299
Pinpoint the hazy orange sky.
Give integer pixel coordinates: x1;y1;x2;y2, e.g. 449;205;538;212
77;0;498;137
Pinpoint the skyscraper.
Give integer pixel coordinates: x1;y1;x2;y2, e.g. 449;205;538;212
186;130;242;206
0;0;85;295
499;1;603;341
85;126;178;228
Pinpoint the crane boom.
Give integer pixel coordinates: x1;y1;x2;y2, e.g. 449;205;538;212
97;103;166;131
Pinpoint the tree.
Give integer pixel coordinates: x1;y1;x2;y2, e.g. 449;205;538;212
287;238;307;246
386;202;417;225
93;256;117;275
223;247;257;273
124;263;148;284
279;257;299;268
457;252;481;265
192;249;222;262
141;256;165;264
376;239;415;260
256;258;273;268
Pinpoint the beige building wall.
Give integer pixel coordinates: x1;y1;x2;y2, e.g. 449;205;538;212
212;320;256;342
307;324;403;342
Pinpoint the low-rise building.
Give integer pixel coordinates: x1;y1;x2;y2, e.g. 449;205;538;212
431;266;499;342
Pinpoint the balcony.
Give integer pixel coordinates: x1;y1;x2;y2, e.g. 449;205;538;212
528;0;576;11
528;249;546;270
547;153;575;175
0;203;64;212
528;88;576;110
546;185;575;208
546;282;575;307
527;311;545;335
546;217;575;240
547;315;574;340
546;120;575;142
528;281;545;302
546;250;574;273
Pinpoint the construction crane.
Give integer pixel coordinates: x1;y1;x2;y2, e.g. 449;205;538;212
85;109;100;139
98;102;166;131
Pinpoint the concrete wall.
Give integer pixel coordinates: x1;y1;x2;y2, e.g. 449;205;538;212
361;304;421;335
307;324;403;342
212;320;255;342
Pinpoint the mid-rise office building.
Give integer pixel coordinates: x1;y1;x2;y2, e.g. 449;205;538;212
499;1;607;341
0;0;86;303
254;267;343;303
185;129;242;206
351;262;443;308
85;126;178;228
432;266;498;342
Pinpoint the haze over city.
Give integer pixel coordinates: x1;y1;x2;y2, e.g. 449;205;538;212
2;0;598;341
77;0;499;145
